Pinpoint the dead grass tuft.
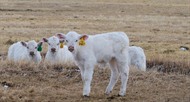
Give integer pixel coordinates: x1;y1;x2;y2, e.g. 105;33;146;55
163;49;175;54
4;39;17;45
147;58;190;75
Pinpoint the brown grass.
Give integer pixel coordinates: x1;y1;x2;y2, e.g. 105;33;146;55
0;61;190;102
147;57;190;75
0;0;190;101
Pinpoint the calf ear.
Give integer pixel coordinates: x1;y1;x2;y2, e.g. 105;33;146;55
37;41;43;52
79;35;88;40
21;42;27;47
56;33;66;39
59;39;64;43
42;38;48;42
38;41;43;47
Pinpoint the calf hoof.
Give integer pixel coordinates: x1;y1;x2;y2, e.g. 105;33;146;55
118;93;126;97
119;90;126;96
105;91;112;95
83;95;90;98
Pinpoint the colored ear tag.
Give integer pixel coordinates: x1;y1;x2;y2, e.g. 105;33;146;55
37;45;42;52
79;38;86;46
60;42;64;48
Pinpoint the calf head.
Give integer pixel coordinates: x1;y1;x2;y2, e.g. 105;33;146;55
57;31;89;53
21;40;43;57
43;35;64;54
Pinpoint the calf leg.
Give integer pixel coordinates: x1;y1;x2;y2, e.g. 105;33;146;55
117;62;129;96
83;62;95;96
105;59;119;95
116;49;130;96
76;62;85;81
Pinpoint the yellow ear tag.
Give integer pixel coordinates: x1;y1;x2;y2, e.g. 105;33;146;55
60;42;64;48
79;38;86;46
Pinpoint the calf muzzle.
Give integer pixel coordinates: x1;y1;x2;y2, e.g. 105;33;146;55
30;51;35;56
51;48;56;53
68;46;74;52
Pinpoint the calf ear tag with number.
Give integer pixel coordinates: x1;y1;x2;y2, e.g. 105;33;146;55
79;38;86;46
60;42;64;48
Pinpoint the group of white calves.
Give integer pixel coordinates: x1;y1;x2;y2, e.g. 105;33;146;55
7;31;146;97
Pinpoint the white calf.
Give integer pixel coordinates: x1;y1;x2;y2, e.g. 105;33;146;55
57;31;130;96
43;36;74;66
8;40;43;63
129;46;146;71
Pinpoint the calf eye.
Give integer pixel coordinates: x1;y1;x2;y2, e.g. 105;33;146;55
75;40;78;42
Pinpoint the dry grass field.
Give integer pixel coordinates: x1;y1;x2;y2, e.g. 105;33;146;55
0;0;190;101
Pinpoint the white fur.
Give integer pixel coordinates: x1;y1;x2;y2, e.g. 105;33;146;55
8;40;42;63
44;36;75;65
129;46;146;71
97;46;147;71
58;31;130;96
